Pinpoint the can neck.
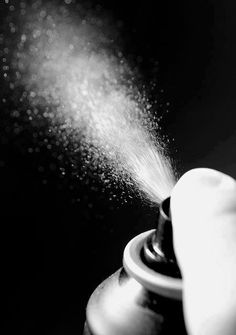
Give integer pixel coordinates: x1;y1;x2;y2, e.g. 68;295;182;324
123;230;182;300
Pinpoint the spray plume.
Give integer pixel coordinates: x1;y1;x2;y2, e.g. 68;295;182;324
2;0;176;203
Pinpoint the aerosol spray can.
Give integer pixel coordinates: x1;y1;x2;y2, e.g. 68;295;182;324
83;197;187;335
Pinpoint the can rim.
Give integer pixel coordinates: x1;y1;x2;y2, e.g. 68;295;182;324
123;230;183;300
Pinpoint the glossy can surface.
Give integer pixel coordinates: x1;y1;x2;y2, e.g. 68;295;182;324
84;230;187;335
84;267;187;335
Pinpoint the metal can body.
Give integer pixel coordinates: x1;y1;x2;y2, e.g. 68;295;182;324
84;268;186;335
84;230;187;335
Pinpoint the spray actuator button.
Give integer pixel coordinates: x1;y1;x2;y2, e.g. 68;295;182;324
142;197;181;278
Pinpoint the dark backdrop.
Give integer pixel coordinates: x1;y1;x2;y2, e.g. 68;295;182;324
1;0;236;334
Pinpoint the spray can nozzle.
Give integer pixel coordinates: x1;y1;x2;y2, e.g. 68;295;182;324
142;197;181;278
84;196;185;335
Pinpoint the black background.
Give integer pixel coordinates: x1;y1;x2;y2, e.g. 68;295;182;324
1;0;236;334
